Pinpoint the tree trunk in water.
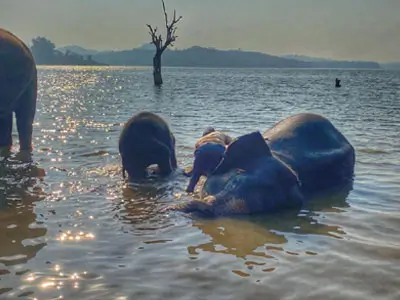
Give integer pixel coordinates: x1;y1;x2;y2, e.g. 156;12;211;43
153;52;163;86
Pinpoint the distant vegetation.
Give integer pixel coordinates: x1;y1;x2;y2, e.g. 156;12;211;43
60;45;380;69
30;37;395;70
379;62;400;70
281;54;383;69
30;37;107;66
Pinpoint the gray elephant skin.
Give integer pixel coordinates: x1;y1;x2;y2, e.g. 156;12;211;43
0;28;37;153
119;112;177;181
168;113;355;217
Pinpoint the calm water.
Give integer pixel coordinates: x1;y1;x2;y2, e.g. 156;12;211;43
0;66;399;300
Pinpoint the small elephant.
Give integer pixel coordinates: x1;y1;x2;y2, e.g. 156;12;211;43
119;111;177;181
0;28;38;157
185;127;233;193
167;113;355;217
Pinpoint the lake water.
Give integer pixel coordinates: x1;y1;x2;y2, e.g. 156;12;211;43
0;66;399;300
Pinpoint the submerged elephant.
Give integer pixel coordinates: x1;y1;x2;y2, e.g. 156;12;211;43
166;113;355;217
0;28;38;156
119;111;177;181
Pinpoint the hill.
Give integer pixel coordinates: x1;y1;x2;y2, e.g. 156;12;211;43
379;62;400;70
57;45;100;56
48;42;386;69
281;54;332;62
281;54;380;69
90;46;380;69
31;37;107;66
92;46;311;68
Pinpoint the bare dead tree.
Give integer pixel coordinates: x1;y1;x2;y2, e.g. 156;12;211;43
146;0;182;86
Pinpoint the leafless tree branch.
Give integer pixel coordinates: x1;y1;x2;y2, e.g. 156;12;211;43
147;0;182;53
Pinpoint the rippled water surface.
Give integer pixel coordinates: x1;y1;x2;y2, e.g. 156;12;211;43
1;66;399;300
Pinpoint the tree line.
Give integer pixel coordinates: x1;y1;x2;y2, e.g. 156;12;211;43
30;36;106;66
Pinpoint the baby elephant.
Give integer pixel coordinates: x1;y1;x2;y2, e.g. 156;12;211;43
0;28;38;158
118;112;177;181
185;127;233;193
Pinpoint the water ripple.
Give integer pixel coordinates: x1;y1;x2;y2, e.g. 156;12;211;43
0;67;399;299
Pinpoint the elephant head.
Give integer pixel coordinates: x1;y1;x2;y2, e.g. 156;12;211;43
119;112;177;182
185;142;226;193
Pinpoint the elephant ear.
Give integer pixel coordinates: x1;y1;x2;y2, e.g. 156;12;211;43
212;131;272;175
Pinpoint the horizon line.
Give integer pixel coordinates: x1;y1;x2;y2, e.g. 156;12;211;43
53;43;398;64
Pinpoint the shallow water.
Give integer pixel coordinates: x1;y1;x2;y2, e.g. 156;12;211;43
1;66;399;300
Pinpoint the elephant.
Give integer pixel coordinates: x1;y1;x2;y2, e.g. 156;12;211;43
118;111;177;181
185;127;233;193
166;113;355;217
262;113;355;195
0;28;38;158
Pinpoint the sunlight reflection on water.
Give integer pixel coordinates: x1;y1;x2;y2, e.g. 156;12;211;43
0;66;399;300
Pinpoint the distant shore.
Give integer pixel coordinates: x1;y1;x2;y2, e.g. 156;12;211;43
86;46;381;69
36;64;387;70
33;39;398;69
37;62;108;66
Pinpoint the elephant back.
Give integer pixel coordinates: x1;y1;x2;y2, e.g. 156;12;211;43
0;28;36;117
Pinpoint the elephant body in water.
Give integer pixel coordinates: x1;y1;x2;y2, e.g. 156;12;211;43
168;113;355;217
119;112;177;181
262;113;355;195
0;28;37;155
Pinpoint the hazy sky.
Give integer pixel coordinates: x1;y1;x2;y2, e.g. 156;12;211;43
1;0;399;62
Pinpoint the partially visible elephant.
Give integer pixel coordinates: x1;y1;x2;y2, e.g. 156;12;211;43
166;113;355;217
185;127;233;193
119;111;177;181
262;113;355;195
0;28;38;157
